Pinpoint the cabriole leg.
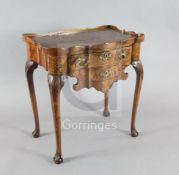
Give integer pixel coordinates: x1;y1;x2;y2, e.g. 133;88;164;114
48;74;64;164
131;60;144;137
25;60;40;138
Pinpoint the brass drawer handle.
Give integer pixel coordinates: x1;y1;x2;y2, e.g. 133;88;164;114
99;70;112;80
75;57;87;66
117;49;128;60
99;52;112;61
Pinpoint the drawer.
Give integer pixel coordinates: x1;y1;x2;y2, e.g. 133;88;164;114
88;66;119;81
115;46;132;66
88;50;115;68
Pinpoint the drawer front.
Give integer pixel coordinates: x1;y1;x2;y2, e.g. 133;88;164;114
89;66;119;81
88;50;115;68
115;46;132;66
69;46;132;80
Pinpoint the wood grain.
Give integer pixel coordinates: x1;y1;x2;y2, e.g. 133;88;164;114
25;60;40;138
48;75;64;164
131;60;144;137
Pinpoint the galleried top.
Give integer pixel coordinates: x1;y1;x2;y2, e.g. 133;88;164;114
23;25;144;49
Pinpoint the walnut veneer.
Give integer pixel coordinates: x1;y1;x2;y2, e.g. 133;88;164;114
23;25;144;164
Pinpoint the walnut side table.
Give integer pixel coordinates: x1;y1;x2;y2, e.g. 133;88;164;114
23;25;144;164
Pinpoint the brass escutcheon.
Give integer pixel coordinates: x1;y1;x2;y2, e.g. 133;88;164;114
99;69;112;80
99;52;112;62
117;49;128;60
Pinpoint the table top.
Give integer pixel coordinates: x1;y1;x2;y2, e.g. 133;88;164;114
33;29;133;48
23;25;144;49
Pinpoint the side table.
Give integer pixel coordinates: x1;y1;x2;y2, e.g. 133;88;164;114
23;25;144;164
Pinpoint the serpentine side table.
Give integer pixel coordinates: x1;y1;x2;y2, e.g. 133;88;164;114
23;25;144;164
